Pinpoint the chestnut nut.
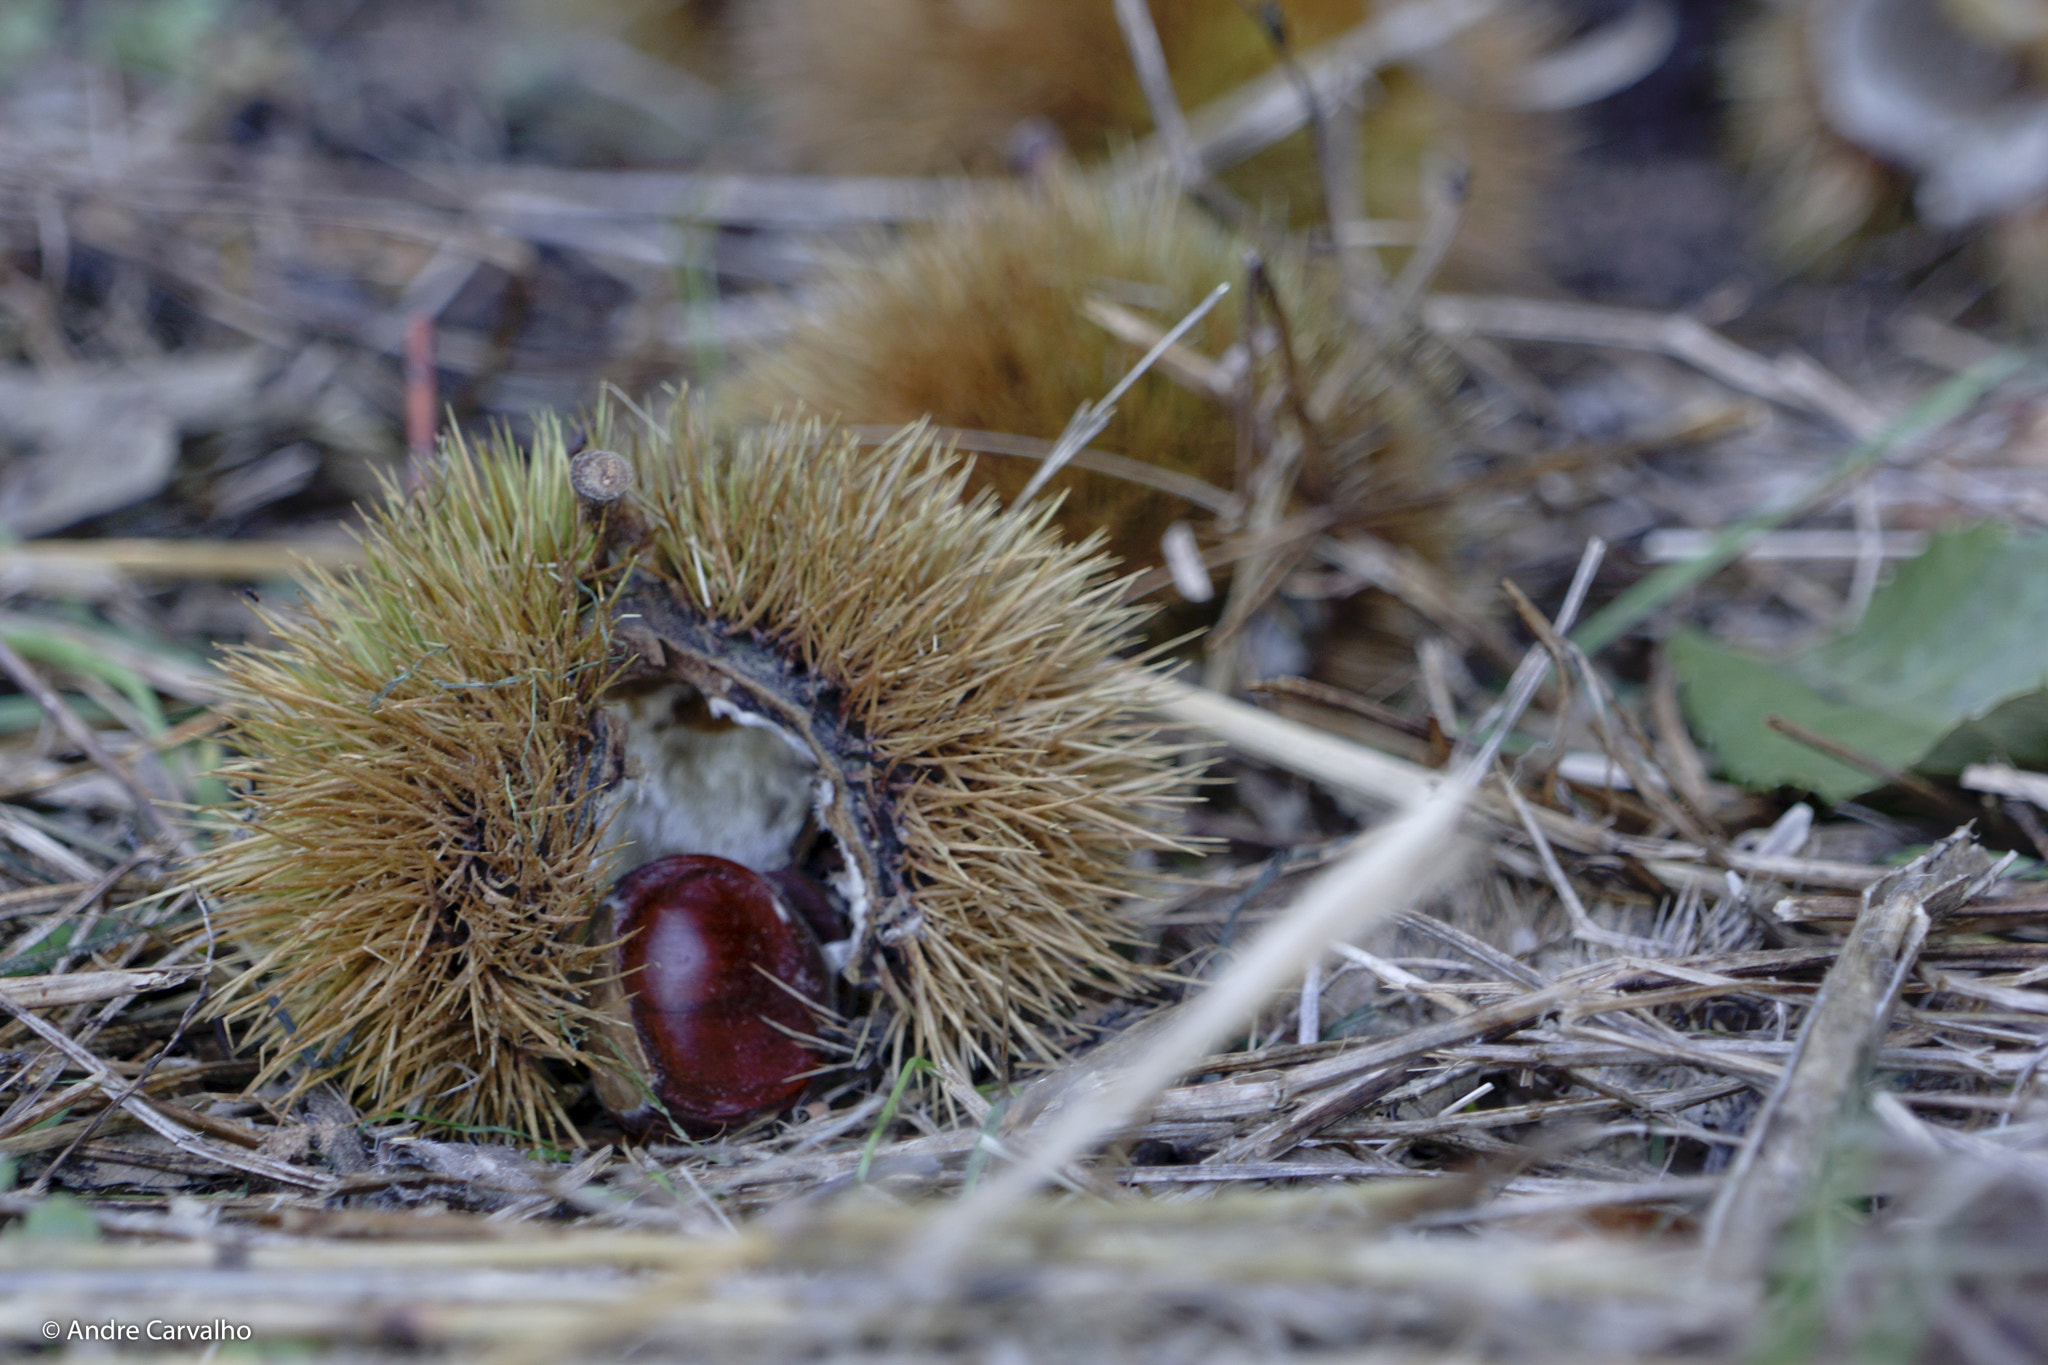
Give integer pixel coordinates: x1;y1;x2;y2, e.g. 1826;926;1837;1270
592;854;833;1131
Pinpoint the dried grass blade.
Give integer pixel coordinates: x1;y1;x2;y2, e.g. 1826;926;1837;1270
1703;828;1995;1276
1016;282;1231;507
843;424;1242;518
0;965;201;1009
1149;676;1435;808
1421;294;1882;434
0;538;363;581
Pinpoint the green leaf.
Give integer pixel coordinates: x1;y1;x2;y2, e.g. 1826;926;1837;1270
1674;525;2048;800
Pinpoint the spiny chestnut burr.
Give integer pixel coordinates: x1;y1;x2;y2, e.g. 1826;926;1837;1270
589;855;831;1131
195;408;1189;1140
721;177;1458;576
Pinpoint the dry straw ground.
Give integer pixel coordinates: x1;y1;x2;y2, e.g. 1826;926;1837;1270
0;1;2046;1361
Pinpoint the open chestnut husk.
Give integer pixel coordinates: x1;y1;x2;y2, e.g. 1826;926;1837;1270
590;854;833;1131
198;412;1188;1141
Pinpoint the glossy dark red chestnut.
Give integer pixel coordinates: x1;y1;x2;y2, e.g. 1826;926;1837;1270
591;855;832;1131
